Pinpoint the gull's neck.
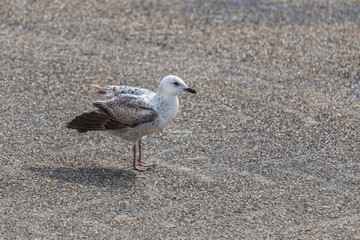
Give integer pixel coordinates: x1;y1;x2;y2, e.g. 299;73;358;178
156;91;179;106
157;87;178;102
155;91;180;123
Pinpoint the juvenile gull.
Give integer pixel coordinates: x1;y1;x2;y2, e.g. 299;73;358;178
66;75;196;171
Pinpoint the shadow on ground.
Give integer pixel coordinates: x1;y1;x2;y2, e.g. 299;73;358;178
28;166;137;188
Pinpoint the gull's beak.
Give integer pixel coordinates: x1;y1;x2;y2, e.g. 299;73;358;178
184;88;197;94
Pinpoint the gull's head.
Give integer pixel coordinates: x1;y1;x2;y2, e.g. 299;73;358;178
159;75;197;96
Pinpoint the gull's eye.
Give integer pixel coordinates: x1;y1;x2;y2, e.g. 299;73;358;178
173;82;179;86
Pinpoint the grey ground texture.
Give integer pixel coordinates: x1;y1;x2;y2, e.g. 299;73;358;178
1;0;360;239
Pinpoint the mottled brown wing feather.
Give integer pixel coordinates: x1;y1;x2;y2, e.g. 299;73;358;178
92;95;157;126
66;111;130;133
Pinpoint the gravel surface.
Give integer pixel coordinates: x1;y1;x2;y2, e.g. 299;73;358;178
1;0;359;239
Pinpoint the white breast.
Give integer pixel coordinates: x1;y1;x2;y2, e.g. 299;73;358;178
154;95;179;129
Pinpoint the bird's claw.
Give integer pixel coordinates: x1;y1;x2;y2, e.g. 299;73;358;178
134;165;150;172
139;161;155;167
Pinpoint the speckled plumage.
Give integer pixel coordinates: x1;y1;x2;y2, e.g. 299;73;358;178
66;75;196;171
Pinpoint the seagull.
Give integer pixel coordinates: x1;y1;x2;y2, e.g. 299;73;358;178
66;75;197;171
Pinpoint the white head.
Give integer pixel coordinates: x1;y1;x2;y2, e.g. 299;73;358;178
158;75;196;96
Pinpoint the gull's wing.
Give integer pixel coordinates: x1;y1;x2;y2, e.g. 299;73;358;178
89;83;156;98
66;110;131;133
92;95;157;126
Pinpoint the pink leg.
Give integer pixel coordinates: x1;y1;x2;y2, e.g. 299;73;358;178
132;144;148;172
138;139;155;167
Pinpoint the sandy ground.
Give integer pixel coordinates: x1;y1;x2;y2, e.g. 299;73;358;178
1;0;360;239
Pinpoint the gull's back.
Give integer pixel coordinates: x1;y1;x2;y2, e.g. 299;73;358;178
90;83;156;99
